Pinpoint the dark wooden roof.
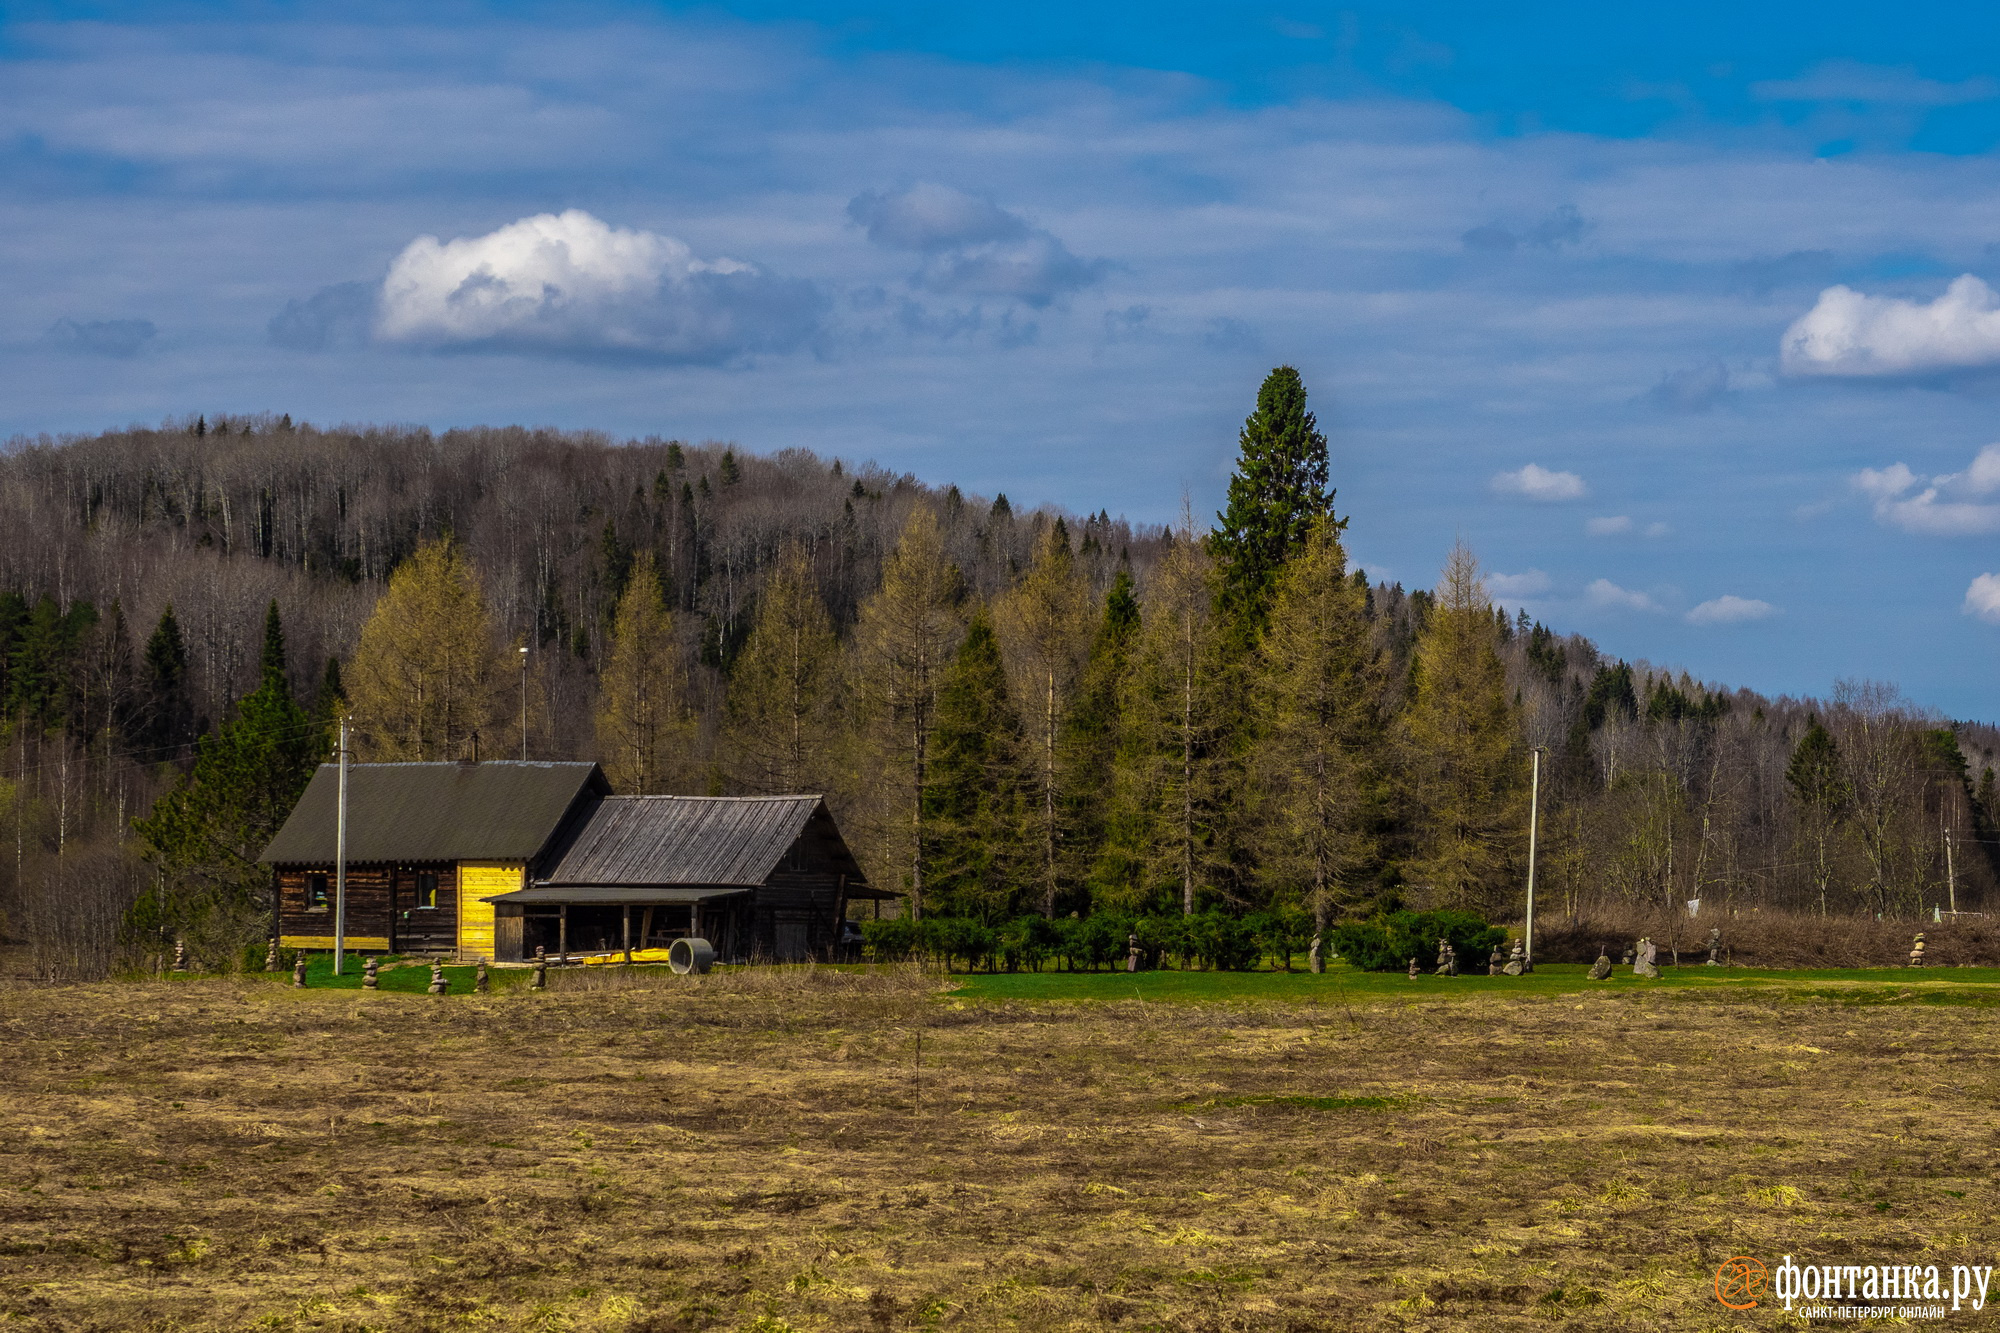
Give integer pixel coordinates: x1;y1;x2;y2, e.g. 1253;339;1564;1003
483;885;753;906
259;761;610;865
535;795;865;887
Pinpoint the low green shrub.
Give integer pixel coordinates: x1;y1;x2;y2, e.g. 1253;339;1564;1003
1331;909;1507;972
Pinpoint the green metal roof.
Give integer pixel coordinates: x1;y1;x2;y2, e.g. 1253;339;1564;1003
258;761;608;865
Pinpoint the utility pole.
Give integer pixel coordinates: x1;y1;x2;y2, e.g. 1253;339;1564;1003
519;645;530;761
1946;821;1957;916
1526;746;1545;971
335;715;350;976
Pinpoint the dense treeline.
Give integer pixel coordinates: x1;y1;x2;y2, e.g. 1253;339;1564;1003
1;378;1995;976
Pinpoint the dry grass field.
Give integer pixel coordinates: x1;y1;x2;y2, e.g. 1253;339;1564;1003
4;965;2000;1332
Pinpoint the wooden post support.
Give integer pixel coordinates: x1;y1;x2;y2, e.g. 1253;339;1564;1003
558;905;568;963
622;905;632;964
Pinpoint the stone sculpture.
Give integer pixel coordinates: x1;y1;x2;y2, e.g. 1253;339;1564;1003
1633;937;1660;979
1503;940;1526;976
1588;948;1613;981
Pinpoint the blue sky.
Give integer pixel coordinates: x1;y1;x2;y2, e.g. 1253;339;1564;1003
7;2;2000;717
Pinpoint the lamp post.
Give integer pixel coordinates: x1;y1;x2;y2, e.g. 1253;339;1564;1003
1526;745;1545;971
518;645;530;761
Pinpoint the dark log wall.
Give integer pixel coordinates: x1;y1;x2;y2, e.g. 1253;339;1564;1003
276;862;458;952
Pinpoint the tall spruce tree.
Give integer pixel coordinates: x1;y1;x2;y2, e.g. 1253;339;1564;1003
925;611;1028;920
1067;570;1140;904
136;601;324;954
1396;543;1522;911
140;602;194;760
1211;366;1337;628
1253;518;1380;935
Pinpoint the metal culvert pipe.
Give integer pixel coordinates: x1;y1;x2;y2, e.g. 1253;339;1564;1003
669;937;716;975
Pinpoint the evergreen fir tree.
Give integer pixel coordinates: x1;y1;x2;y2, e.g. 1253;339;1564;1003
1211;366;1337;628
925;612;1028;920
141;603;194;760
1066;571;1139;905
1787;716;1847;916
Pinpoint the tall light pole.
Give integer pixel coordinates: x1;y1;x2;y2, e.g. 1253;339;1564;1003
1526;745;1545;971
334;714;350;976
519;645;530;761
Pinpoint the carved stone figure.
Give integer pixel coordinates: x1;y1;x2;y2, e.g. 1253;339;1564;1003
474;959;490;993
1309;933;1324;974
1503;940;1526;976
291;956;308;987
1434;939;1458;977
1488;946;1504;976
530;959;548;991
362;957;379;990
264;938;280;972
1407;956;1420;979
1127;933;1140;974
1706;928;1722;967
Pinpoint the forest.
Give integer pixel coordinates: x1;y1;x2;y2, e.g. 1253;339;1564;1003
1;368;1995;978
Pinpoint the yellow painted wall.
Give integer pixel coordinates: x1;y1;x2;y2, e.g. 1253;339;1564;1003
457;862;523;959
281;935;390;950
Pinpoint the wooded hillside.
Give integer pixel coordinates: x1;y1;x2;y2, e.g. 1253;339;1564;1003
3;378;1995;976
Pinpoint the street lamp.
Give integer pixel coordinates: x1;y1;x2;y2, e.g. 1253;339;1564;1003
518;646;530;761
1526;745;1546;971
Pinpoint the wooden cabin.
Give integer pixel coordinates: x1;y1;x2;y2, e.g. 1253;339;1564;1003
258;762;887;962
259;761;610;958
484;795;884;962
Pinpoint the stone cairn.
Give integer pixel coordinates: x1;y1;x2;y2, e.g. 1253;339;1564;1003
1308;933;1324;974
172;939;188;972
1502;940;1526;976
1588;947;1613;981
1633;937;1661;979
1434;939;1458;977
1406;956;1420;980
1488;946;1504;976
291;956;308;988
362;957;379;990
530;956;549;991
428;962;448;995
474;960;490;994
1909;932;1928;967
1705;928;1722;967
264;938;280;972
1126;933;1141;974
1621;944;1636;967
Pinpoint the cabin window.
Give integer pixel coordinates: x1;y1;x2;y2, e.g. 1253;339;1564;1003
415;870;440;910
306;874;329;909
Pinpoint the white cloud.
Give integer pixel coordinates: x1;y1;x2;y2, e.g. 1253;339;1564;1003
1584;578;1662;613
1782;275;2000;377
1585;515;1633;536
1686;595;1777;625
375;210;822;363
1966;573;2000;624
1645;521;1672;538
1491;463;1586;502
1752;60;2000;107
1487;569;1552;598
1849;444;2000;535
848;184;1105;307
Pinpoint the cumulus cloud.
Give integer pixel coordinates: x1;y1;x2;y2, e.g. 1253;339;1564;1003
1965;573;2000;624
1491;463;1587;502
1850;444;2000;535
1585;579;1663;613
1646;360;1730;412
1486;569;1552;599
46;317;155;357
848;184;1105;307
375;210;822;363
1686;595;1777;625
1782;275;2000;377
268;281;374;351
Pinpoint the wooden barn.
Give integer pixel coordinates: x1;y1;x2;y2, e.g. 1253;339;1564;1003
258;761;884;962
485;795;881;962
